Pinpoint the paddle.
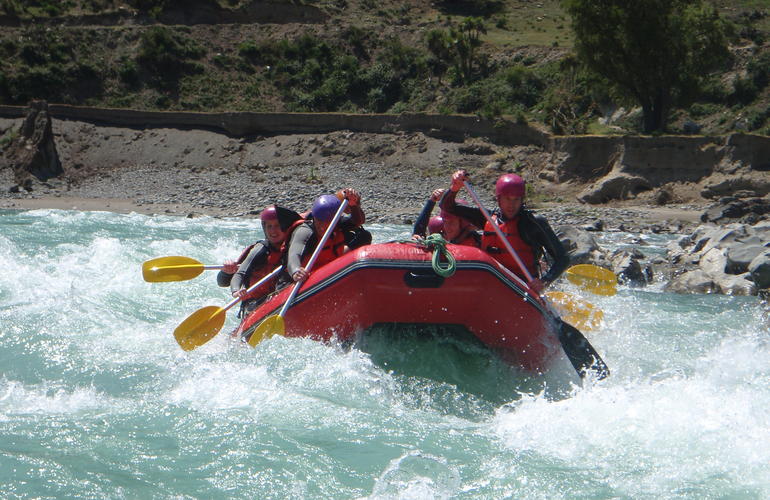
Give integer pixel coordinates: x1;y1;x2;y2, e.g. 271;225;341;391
462;181;610;380
173;265;284;351
247;198;350;347
545;291;603;331
142;256;224;282
566;264;617;296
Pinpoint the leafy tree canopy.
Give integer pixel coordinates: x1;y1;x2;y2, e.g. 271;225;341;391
563;0;730;133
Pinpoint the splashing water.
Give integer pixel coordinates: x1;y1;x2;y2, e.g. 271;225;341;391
1;209;768;498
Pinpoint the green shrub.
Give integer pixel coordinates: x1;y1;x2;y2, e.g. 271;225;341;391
137;27;205;88
747;51;770;90
689;102;720;118
118;56;140;87
732;76;758;104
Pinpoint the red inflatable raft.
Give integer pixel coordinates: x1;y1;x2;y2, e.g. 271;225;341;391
235;242;563;372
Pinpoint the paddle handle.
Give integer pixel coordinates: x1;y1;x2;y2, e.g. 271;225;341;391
277;198;349;318
463;182;535;284
222;265;283;312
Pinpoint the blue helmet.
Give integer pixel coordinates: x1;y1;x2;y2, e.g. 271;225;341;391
311;194;341;222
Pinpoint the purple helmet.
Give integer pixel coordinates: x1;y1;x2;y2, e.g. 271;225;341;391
427;216;444;234
260;205;278;222
311;194;341;222
495;173;525;197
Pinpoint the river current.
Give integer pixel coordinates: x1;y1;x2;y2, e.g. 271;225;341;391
1;209;768;499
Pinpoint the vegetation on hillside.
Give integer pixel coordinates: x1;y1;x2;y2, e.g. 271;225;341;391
0;0;768;136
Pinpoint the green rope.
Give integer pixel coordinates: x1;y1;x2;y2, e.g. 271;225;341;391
395;233;457;277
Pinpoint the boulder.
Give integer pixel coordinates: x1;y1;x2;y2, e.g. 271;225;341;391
749;250;770;289
714;273;757;296
609;248;649;286
555;225;609;267
700;196;770;224
699;247;728;276
664;269;718;294
726;244;767;274
577;172;651;204
7;100;63;186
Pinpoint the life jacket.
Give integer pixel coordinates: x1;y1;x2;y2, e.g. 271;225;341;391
481;213;537;279
283;218;347;271
242;241;284;301
450;227;481;247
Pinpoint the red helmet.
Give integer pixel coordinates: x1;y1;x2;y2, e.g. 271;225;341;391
260;205;278;222
311;194;341;222
427;216;444;234
495;174;525;197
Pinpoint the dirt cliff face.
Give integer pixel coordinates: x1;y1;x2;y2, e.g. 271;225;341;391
544;134;770;205
5;101;62;186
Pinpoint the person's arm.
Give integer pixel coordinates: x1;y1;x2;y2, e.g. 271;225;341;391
439;189;487;229
286;224;314;278
216;259;238;287
230;243;268;296
530;214;570;285
411;198;436;238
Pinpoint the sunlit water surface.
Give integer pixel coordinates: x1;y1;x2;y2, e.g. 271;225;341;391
1;209;768;499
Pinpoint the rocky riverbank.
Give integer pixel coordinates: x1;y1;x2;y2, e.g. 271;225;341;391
3;111;770;297
0;115;708;231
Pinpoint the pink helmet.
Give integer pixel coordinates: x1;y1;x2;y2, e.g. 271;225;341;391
260;205;278;222
427;216;444;234
495;173;525;197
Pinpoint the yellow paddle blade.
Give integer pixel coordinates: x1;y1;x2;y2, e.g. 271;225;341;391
582;283;617;297
546;291;604;331
247;315;285;347
142;256;205;282
565;264;617;294
173;305;226;351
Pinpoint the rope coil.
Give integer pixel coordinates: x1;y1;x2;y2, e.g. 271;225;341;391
396;234;457;277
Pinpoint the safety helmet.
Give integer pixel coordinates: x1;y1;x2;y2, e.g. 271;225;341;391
427;216;444;234
260;205;278;222
311;194;341;222
495;173;525;198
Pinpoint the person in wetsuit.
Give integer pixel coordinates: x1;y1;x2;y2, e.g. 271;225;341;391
440;169;569;293
218;205;300;315
412;188;480;246
284;189;365;284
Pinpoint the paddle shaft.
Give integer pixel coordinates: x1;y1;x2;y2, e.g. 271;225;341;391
159;264;223;271
463;183;535;286
224;265;283;313
277;198;349;318
463;181;609;379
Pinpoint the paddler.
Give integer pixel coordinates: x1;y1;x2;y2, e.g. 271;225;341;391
284;188;365;284
440;169;569;293
412;188;480;246
219;205;300;316
335;189;372;250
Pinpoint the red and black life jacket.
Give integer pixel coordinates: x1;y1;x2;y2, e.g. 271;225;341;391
481;213;537;279
450;227;481;248
283;218;347;271
241;241;284;301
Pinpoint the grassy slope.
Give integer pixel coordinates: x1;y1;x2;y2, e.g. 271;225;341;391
0;0;768;135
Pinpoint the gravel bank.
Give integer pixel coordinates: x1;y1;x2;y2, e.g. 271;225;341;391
0;117;706;233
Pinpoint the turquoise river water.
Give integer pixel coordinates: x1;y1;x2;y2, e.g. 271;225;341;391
1;209;769;499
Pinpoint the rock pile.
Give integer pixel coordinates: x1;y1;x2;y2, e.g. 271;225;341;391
665;221;770;296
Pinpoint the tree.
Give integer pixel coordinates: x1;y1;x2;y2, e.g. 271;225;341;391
426;17;487;84
562;0;729;133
